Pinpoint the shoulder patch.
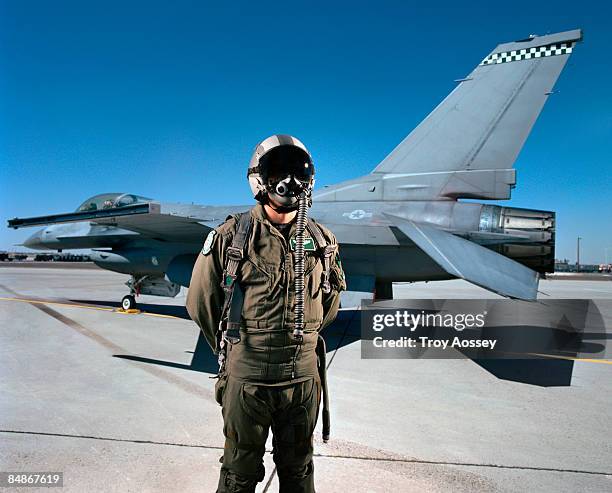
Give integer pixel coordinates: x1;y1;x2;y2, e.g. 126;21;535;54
201;229;217;255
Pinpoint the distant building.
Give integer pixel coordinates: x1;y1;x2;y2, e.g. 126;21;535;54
554;259;600;273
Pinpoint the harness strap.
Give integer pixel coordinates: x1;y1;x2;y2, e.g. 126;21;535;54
306;217;326;248
220;210;253;345
306;218;336;294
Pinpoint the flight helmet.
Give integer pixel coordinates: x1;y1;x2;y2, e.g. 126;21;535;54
247;134;315;211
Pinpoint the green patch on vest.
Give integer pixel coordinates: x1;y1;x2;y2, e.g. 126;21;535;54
290;236;316;251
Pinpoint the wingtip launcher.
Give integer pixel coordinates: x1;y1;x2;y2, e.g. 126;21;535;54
7;202;160;229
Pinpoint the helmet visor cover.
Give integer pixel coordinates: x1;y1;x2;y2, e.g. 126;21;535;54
259;145;314;186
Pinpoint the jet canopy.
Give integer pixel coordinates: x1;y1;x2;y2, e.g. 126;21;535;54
76;193;153;212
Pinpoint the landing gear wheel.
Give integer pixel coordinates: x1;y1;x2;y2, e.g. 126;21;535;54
121;295;136;311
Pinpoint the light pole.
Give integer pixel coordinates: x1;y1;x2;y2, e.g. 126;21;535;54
576;237;582;272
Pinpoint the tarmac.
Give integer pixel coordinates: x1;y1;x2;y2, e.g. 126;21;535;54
1;265;611;492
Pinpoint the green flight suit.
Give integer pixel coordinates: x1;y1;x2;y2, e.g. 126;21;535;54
186;202;346;492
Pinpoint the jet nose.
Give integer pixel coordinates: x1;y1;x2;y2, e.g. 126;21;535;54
23;229;44;249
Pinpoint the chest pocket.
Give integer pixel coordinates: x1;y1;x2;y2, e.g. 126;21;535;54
304;251;325;323
304;251;321;284
239;255;271;318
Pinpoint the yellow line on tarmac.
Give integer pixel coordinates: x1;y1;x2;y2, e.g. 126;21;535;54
118;310;180;320
0;296;115;312
0;296;183;321
528;352;612;365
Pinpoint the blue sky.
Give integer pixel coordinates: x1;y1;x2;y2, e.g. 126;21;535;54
0;1;610;263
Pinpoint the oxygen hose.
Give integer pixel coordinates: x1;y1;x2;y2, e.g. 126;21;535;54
291;191;309;378
293;191;309;339
290;188;331;442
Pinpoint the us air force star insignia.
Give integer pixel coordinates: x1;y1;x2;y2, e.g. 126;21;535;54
289;236;316;252
201;229;216;255
342;209;372;220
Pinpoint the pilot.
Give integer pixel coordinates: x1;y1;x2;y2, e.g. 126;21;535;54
186;134;346;492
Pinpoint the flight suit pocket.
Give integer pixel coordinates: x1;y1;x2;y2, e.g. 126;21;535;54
305;255;324;323
301;378;321;447
304;254;319;294
272;378;319;465
240;383;271;426
240;257;271;318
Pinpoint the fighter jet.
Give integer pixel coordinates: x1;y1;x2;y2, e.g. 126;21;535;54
8;29;582;310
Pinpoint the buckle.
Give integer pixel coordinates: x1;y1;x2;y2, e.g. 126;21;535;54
321;279;331;294
226;246;244;260
220;272;237;289
323;245;336;257
224;325;241;344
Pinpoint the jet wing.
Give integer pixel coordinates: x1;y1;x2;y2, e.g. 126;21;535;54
8;202;249;244
383;212;539;300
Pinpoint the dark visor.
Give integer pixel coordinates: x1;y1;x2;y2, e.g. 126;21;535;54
259;146;314;183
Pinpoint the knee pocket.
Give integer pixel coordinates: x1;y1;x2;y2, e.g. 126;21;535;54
240;383;271;426
298;379;320;437
273;380;319;462
291;405;313;457
221;380;269;467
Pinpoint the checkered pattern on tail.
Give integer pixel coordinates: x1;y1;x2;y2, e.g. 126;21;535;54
479;41;575;66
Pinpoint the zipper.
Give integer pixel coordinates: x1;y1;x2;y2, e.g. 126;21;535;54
265;220;292;328
282;250;291;328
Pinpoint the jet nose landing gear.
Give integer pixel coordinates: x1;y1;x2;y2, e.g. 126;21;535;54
121;294;137;311
119;275;144;313
119;274;181;313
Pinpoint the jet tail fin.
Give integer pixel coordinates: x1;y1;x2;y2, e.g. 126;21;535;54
373;29;582;200
314;29;582;203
